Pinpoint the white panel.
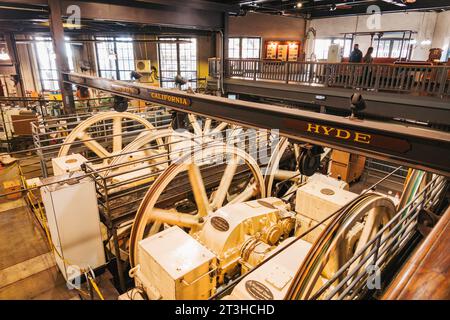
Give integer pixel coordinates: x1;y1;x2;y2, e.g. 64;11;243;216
41;174;105;281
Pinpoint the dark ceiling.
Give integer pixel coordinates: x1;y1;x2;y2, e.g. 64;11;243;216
0;0;449;34
208;0;450;18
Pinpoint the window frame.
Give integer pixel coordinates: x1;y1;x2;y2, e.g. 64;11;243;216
373;38;411;59
158;37;198;89
34;37;74;92
95;36;135;81
228;37;261;59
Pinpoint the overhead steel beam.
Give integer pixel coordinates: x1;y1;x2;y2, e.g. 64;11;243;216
0;0;230;31
58;1;225;31
209;78;450;126
130;0;239;13
64;72;450;176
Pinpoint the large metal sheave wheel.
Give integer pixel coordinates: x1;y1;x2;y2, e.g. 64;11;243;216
104;128;200;177
187;114;229;136
58;111;160;159
129;144;266;267
286;193;396;300
264;137;303;198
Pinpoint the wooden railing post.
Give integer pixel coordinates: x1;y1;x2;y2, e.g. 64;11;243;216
324;64;330;87
285;62;290;84
374;65;381;92
438;67;448;97
216;58;448;99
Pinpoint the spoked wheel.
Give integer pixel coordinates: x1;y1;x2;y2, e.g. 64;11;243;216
129;144;266;267
104;128;201;177
104;129;203;261
264;137;303;199
286;193;396;300
187;114;229;136
58;111;160;163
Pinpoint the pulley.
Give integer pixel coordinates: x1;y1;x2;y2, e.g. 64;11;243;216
299;145;324;177
113;95;129;112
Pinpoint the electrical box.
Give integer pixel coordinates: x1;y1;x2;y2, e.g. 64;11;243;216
135;60;152;73
137;226;216;300
330;150;366;183
40;173;105;281
51;153;87;176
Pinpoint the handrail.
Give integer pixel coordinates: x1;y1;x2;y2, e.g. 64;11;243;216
208;57;450;98
311;175;447;300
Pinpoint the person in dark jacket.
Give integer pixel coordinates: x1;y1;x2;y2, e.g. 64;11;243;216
349;44;363;63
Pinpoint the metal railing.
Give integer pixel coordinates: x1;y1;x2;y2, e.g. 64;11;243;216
209;58;450;98
82;127;278;291
314;174;448;300
31;106;172;177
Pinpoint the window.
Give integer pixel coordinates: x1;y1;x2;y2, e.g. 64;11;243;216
95;37;135;80
373;39;409;59
228;37;261;59
228;38;240;58
374;40;391;58
34;37;74;91
158;37;197;89
391;40;409;59
242;38;260;58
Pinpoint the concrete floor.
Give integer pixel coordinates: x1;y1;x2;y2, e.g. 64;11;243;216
0;163;119;300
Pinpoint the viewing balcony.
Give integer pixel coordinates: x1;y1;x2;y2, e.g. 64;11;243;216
208;58;450;99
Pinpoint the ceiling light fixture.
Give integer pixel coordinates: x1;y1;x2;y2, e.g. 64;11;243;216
295;2;303;8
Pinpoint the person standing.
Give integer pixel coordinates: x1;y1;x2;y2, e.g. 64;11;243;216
363;47;374;64
349;44;363;63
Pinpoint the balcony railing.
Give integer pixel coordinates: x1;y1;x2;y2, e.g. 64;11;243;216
208;58;450;98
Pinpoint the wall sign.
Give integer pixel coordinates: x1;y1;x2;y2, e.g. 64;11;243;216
264;40;301;61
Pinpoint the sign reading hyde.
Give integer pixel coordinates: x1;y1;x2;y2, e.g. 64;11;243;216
306;123;371;144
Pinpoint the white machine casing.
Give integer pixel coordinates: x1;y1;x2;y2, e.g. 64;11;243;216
40;172;105;281
197;198;295;278
51;153;88;176
136;226;217;300
222;238;313;300
295;177;357;243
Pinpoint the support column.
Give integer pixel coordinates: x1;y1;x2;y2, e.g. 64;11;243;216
4;33;25;98
223;12;229;61
220;12;229;94
48;0;75;114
